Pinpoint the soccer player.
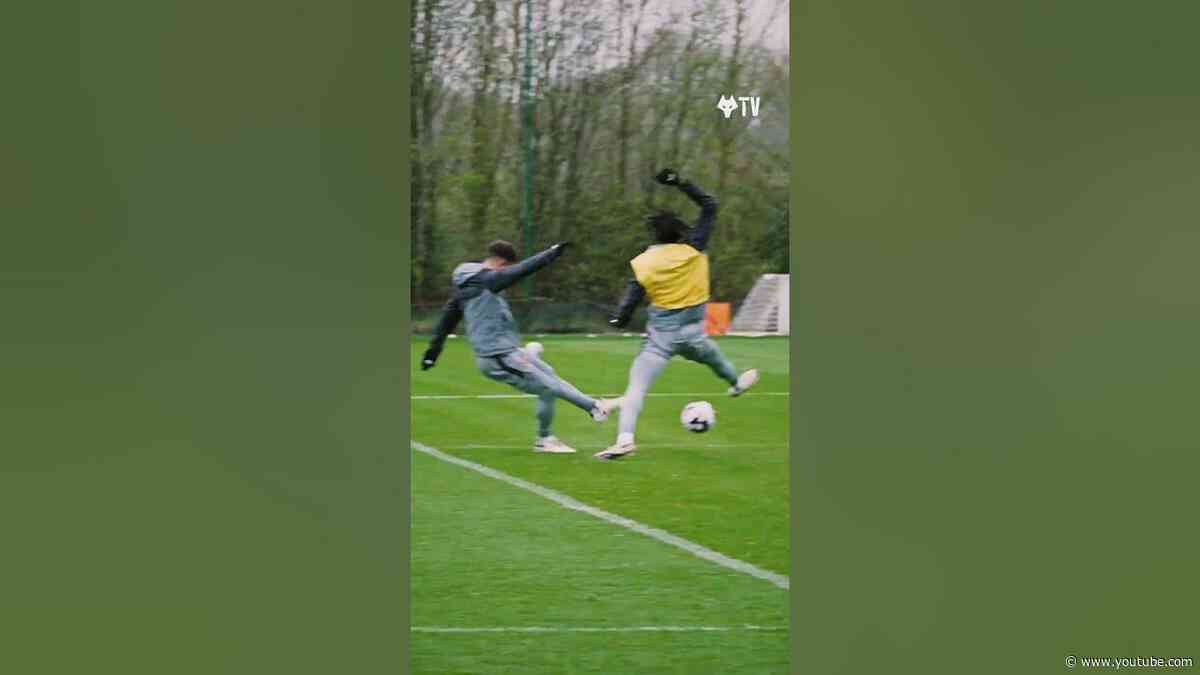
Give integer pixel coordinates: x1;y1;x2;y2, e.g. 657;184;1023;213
420;240;621;454
595;169;759;460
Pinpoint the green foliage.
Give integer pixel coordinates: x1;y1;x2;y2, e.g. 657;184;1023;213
411;0;790;305
762;203;789;273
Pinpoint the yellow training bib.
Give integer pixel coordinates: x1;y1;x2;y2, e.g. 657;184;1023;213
630;244;710;309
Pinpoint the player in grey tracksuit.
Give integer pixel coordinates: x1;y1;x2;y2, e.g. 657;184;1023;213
420;240;620;454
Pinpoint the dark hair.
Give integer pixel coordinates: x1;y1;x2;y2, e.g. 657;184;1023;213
646;210;689;244
487;240;518;263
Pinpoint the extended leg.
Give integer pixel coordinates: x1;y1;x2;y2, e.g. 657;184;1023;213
477;352;583;454
680;335;758;396
521;348;617;452
683;337;739;385
521;350;597;414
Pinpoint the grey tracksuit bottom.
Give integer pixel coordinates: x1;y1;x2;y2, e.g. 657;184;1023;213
476;347;596;438
618;310;739;437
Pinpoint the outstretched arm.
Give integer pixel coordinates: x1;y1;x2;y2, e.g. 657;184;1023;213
609;278;646;328
473;242;571;293
421;295;463;370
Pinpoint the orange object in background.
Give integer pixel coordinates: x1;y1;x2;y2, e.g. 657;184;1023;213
705;302;731;335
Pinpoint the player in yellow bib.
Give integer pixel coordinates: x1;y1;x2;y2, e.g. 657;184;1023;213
595;169;759;460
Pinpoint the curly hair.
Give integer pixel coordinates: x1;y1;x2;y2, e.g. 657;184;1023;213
646;210;689;244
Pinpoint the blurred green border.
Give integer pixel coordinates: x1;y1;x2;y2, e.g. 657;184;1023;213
400;1;412;672
789;4;801;673
2;1;411;673
792;1;1200;673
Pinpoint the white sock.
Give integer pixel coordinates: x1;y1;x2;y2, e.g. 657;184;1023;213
617;433;634;446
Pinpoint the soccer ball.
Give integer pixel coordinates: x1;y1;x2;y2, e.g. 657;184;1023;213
680;401;716;433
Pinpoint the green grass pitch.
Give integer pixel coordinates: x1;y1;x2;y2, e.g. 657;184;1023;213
410;335;791;674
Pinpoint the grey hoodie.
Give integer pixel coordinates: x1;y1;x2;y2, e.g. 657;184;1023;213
425;244;566;360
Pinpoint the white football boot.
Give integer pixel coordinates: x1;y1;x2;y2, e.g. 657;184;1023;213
593;441;636;460
728;369;760;397
590;397;622;423
533;436;577;454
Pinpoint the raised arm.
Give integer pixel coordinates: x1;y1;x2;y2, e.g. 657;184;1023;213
654;168;719;251
679;180;718;251
609;277;647;328
421;295;464;370
473;242;571;293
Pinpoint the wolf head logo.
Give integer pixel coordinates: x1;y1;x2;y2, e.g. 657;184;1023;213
717;95;739;119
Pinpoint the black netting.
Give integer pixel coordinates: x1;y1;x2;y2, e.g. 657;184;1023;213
411;298;658;334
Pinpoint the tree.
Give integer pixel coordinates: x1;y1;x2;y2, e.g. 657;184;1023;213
410;0;791;309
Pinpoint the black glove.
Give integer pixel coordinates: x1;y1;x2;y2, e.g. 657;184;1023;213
655;168;681;186
420;349;438;370
609;315;628;329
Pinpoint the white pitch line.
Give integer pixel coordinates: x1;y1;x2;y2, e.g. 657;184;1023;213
447;444;781;450
412;625;787;634
412;392;789;400
412;441;790;590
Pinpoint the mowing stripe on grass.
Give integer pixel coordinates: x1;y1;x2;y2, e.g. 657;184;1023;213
412;441;790;590
412;625;787;634
412;392;789;400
